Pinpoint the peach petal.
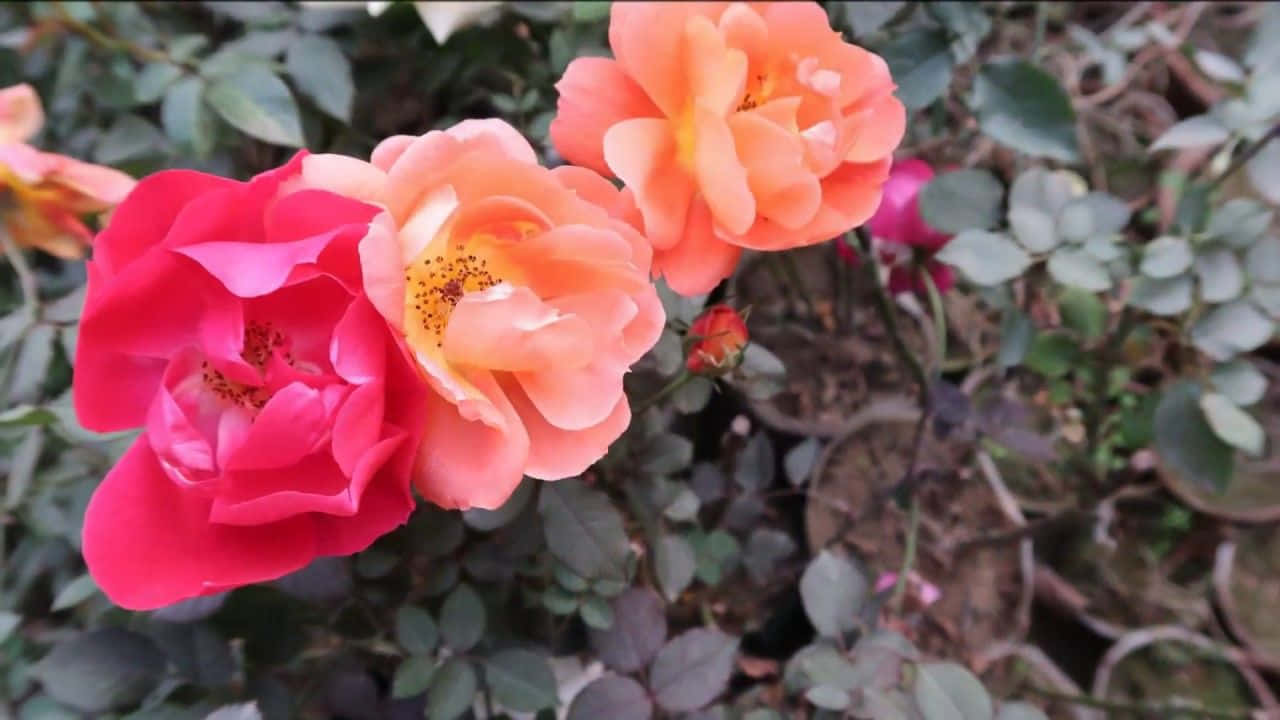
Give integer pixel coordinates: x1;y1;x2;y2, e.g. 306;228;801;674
685;14;748;117
551;57;661;176
0;83;43;143
503;377;631;481
729;111;821;229
514;353;626;431
603;117;693;249
371;134;416;172
444;118;538;165
301;154;389;205
413;369;529;510
844;94;907;164
443;283;595;372
358;216;407;328
653;198;743;295
694;104;755;235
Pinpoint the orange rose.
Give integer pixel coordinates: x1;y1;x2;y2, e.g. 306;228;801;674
687;304;748;374
301;120;664;509
550;2;905;295
0;84;135;259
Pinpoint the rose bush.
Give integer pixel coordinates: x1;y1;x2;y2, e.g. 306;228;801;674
74;154;426;609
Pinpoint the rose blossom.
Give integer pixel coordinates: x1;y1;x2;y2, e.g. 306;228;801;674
74;154;426;610
0;83;135;259
836;158;955;295
686;304;749;374
301;119;664;510
550;1;905;295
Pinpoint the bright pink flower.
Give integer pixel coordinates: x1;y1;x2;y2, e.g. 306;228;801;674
836;158;955;296
550;2;905;295
301;120;664;510
74;155;426;610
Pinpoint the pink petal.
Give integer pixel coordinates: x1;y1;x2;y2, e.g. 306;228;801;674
83;438;317;610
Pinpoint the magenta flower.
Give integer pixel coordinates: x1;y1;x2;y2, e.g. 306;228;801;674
837;158;954;296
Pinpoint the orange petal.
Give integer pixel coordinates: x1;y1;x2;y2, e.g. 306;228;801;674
844;94;906;164
728;110;820;230
718;2;769;69
514;354;626;431
694;104;755;236
603;117;694;249
413;369;529;510
443;284;595;372
608;2;707;117
653;198;742;295
551;57;661;176
503;376;632;481
685;14;748;117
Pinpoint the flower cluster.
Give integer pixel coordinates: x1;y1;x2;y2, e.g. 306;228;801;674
59;1;906;609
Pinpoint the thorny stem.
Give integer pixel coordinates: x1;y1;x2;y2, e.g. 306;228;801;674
1;230;38;310
1208;122;1280;193
920;265;947;376
775;251;819;320
1023;684;1257;720
52;2;197;71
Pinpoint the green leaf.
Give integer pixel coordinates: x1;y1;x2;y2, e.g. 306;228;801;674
34;628;166;713
1048;246;1111;291
94;114;166;165
134;62;184;104
806;685;852;710
1190;299;1275;361
587;588;667;673
783;437;821;486
5;426;43;511
917;169;1004;233
1195;50;1245;83
912;662;993;720
571;1;610;22
1210;359;1267;407
672;376;713;414
1023;331;1080;378
1058;288;1106;341
972;59;1079;162
1194;248;1245;303
927;2;991;63
742;528;796;585
485;649;558;713
997;308;1033;368
568;675;652;720
538;479;631;582
1150;115;1230;151
935;230;1031;285
654;534;696;601
880;28;954;110
1200;392;1266;456
734;431;775;492
1154;381;1235;492
206;703;264;720
1207;199;1272;248
648;628;740;713
0;611;20;643
1246;236;1280;284
843;2;904;38
799;550;867;638
641;433;693;474
1008;205;1059;252
463;477;534;531
1009;167;1084;218
50;573;98;611
161;76;216;157
1140;236;1193;278
579;594;614;629
395;605;438;655
1056;192;1131;241
391;655;436;699
440;583;485;652
427;658;477;720
285;34;353;122
1246;139;1280;205
1129;275;1193;316
731;343;786;400
204;66;304;147
997;702;1050;720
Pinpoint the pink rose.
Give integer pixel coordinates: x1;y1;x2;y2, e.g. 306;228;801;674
74;154;426;610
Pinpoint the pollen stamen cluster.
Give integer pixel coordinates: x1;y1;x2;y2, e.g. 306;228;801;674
200;321;292;409
406;247;498;346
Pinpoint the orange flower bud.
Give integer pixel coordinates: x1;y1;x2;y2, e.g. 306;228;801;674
687;305;748;374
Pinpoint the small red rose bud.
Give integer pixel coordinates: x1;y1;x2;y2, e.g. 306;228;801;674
686;305;749;374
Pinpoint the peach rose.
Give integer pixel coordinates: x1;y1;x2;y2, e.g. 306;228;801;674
550;1;906;295
0;83;135;259
302;119;664;509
